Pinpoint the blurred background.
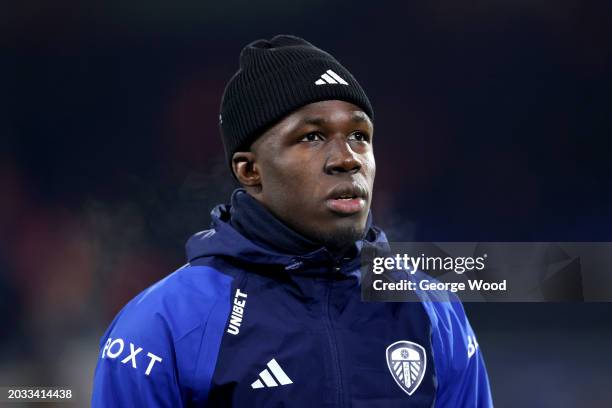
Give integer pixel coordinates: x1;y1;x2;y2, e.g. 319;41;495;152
1;0;612;406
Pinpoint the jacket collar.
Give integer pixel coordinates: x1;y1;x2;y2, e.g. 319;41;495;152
186;189;387;273
229;189;322;256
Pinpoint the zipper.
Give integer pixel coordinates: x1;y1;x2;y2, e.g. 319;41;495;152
323;261;344;407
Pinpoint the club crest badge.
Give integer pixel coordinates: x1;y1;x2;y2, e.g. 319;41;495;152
385;340;427;395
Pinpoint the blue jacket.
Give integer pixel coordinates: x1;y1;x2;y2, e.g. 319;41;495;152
92;190;493;407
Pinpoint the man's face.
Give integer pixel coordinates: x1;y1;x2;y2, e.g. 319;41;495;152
243;99;375;251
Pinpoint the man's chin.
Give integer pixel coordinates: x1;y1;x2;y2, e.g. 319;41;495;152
312;222;367;254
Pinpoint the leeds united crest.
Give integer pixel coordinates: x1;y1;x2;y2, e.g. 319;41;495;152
385;340;427;395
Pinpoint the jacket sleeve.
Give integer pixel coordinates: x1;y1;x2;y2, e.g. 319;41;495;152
91;266;233;407
425;299;493;407
91;307;183;407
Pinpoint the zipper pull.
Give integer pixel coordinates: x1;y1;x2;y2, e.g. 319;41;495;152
285;259;303;271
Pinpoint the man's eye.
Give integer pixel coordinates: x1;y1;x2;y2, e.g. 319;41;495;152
300;132;323;142
349;132;370;142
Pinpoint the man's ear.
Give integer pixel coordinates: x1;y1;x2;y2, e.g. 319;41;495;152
232;151;261;187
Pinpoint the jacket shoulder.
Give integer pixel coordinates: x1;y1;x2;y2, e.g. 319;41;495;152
109;265;233;340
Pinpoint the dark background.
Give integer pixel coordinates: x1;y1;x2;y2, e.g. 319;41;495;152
1;1;611;406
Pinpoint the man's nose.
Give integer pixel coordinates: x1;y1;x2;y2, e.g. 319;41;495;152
324;138;361;175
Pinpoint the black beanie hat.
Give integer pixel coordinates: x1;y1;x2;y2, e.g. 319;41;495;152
219;34;373;173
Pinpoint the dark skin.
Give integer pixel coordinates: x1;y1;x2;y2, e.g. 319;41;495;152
232;100;375;253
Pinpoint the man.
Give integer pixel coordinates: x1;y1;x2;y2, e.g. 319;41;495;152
91;34;493;407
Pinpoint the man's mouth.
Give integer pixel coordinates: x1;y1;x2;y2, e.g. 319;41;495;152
325;184;367;215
